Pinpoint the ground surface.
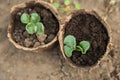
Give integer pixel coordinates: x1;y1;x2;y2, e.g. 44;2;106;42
0;0;120;80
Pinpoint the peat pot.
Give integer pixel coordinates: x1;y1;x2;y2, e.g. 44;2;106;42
59;9;111;68
8;0;60;52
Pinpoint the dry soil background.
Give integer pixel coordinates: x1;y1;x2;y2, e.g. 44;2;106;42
0;0;120;80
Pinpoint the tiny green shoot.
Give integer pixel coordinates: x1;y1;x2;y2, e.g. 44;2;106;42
53;2;60;9
64;35;90;57
74;2;81;10
64;0;71;6
21;13;44;35
52;1;81;14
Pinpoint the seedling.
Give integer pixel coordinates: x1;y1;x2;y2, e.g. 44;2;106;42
21;13;44;34
64;0;71;12
52;0;81;14
74;2;81;10
64;35;90;57
53;2;60;9
64;0;71;6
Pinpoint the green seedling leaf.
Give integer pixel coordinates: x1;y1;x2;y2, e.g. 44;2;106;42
30;13;40;23
64;35;76;50
64;0;70;6
53;2;60;9
64;45;73;57
74;2;81;10
36;22;44;34
26;22;35;34
79;41;90;54
21;13;30;24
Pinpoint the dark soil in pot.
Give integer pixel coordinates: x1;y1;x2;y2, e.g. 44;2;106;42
12;1;59;48
64;11;109;67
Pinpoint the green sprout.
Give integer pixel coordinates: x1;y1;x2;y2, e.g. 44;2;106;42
64;35;90;57
20;13;44;35
53;2;60;9
52;0;82;15
64;0;71;6
74;2;81;10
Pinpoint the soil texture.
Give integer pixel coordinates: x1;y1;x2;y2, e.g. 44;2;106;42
64;11;109;66
12;1;59;48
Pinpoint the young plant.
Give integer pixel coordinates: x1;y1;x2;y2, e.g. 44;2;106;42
64;0;71;6
74;2;81;10
64;0;71;11
52;0;81;14
53;2;60;9
20;13;44;35
64;35;90;57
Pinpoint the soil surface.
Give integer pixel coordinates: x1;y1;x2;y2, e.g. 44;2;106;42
12;1;59;47
0;0;120;80
64;11;109;67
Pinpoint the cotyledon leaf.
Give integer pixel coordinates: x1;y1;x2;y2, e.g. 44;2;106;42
64;45;73;57
64;35;76;50
79;41;90;54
